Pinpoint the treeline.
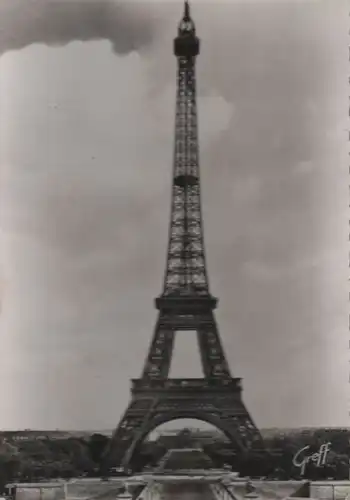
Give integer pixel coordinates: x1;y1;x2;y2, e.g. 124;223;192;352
143;427;350;479
261;428;350;480
0;427;349;489
0;433;110;490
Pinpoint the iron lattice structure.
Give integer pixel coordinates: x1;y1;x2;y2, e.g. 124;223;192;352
104;1;266;471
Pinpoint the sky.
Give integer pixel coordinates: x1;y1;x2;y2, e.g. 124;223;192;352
0;0;348;431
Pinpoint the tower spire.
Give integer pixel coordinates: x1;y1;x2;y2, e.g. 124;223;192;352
177;0;196;36
184;0;190;20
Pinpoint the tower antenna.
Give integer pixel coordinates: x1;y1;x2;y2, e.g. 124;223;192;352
184;0;190;20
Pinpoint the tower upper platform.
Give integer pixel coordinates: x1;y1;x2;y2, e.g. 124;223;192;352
174;0;200;57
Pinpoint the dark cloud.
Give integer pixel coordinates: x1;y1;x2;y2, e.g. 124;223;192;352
0;0;154;56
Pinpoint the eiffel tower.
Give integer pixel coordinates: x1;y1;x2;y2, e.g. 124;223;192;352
104;0;266;470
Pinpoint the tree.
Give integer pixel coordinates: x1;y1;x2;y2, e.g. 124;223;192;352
87;434;110;464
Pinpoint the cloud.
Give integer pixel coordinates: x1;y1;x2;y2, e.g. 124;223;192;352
230;177;262;205
241;251;338;283
293;161;315;176
0;0;155;57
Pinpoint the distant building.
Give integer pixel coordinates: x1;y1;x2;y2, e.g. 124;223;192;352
156;448;215;472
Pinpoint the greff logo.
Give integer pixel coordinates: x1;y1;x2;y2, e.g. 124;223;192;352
292;442;331;475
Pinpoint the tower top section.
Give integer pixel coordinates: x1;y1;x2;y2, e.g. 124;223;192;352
174;0;200;58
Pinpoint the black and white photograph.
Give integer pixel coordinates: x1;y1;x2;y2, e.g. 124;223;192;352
0;0;348;498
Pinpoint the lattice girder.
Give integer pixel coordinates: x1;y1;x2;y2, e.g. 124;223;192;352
163;49;209;296
141;307;231;380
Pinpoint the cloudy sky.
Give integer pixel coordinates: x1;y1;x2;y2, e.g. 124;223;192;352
0;0;348;431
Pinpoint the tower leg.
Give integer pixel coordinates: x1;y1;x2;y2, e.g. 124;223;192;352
104;380;266;471
103;396;159;470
